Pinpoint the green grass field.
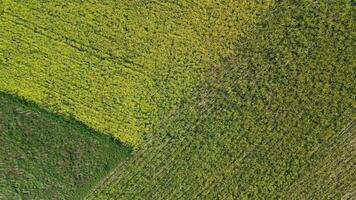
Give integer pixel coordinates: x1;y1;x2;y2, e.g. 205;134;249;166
0;92;131;199
0;0;355;199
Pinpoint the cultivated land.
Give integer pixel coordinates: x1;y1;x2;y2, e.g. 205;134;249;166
0;0;272;146
0;0;355;199
0;92;131;199
88;1;355;199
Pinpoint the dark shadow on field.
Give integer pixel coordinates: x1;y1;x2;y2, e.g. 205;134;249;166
0;91;132;200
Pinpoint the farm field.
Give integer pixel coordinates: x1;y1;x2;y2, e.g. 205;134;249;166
0;0;273;146
88;1;355;199
0;92;131;199
0;0;355;200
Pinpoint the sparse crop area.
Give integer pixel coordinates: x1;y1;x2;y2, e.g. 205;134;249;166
0;0;355;199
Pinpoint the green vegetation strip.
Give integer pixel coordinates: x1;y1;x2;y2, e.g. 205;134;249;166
88;1;355;199
0;92;131;200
